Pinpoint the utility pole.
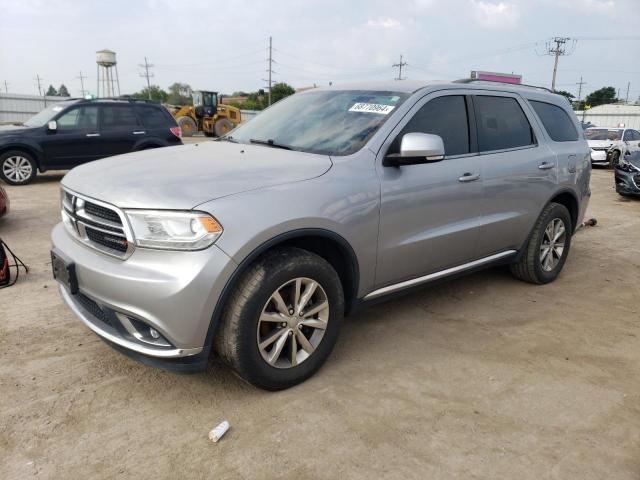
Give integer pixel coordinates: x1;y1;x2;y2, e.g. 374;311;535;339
139;57;154;99
35;74;43;97
625;82;630;103
77;70;87;97
267;37;273;106
546;37;573;91
2;80;8;93
393;55;408;81
576;76;585;109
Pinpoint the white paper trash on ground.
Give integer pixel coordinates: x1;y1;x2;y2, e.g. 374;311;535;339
208;421;230;443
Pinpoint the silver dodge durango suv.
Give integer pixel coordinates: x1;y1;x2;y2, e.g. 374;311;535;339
51;80;591;390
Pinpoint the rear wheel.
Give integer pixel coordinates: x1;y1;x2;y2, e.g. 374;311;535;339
511;202;572;284
215;248;344;390
214;118;234;137
177;116;197;137
0;150;37;185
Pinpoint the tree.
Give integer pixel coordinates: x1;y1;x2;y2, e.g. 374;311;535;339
270;82;295;104
131;85;169;102
58;84;70;97
45;85;57;96
167;82;193;105
585;87;619;108
555;90;574;101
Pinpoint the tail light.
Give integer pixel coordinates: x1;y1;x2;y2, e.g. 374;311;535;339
170;127;182;139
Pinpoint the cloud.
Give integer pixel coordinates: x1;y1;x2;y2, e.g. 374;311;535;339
366;17;402;28
470;0;520;28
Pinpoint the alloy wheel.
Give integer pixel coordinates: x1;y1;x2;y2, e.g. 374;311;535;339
257;277;329;369
540;218;566;272
2;156;32;183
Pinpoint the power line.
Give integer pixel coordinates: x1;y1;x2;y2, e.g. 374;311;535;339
544;37;576;91
393;55;408;81
139;57;154;99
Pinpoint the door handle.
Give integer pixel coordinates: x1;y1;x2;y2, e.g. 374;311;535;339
132;131;146;135
538;162;555;170
85;133;100;137
458;172;480;182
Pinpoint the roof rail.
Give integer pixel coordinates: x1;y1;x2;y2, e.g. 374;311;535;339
453;78;554;94
80;96;160;104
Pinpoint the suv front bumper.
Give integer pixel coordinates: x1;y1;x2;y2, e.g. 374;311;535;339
51;222;237;369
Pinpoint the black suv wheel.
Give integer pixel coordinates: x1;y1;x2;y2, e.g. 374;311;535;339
0;150;37;185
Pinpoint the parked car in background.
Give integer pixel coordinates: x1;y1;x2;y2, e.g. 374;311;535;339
585;126;640;167
52;80;591;390
614;151;640;197
0;98;182;185
0;185;8;217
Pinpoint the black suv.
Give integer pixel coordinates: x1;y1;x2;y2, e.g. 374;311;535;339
0;98;182;185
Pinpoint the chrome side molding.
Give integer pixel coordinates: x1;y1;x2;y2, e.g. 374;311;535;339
364;250;517;300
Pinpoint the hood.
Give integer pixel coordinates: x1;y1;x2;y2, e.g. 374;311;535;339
62;142;333;210
587;139;617;148
0;124;31;136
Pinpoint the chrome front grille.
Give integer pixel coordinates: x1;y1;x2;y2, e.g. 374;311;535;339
61;188;134;259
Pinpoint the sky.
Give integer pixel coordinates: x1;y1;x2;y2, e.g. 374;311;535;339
1;0;639;102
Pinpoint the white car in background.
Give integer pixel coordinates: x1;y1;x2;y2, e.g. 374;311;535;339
585;127;640;167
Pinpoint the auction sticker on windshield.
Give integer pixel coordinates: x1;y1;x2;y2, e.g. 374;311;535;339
349;103;395;114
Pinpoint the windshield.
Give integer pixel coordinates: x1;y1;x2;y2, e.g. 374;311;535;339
23;103;69;127
585;128;622;141
228;90;409;156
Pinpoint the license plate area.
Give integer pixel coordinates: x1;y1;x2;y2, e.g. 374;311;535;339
51;249;78;294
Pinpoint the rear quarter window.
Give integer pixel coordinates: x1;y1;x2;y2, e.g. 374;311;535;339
138;105;174;128
529;100;579;142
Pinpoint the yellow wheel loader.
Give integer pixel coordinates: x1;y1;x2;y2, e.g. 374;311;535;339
169;91;241;137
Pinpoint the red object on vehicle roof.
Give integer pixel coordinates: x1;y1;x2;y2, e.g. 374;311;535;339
470;71;522;85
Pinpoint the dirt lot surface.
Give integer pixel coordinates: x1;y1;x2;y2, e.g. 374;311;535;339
1;166;639;479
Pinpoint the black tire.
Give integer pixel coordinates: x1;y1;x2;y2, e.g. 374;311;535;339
0;150;37;185
510;202;572;284
177;116;197;137
215;248;344;390
609;150;620;169
214;118;234;137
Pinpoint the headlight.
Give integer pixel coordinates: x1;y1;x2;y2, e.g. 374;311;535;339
125;210;223;251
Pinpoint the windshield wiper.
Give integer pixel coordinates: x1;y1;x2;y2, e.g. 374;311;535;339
249;138;293;150
218;135;238;143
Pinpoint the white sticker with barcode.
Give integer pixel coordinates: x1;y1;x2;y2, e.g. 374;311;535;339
348;103;395;114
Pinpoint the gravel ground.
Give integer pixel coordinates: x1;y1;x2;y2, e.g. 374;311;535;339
1;166;639;479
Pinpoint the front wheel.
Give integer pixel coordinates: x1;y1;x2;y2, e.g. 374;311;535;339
609;150;620;169
511;202;572;284
214;118;234;137
0;150;37;185
215;248;344;390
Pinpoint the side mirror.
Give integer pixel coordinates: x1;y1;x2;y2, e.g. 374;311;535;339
384;133;445;167
47;120;57;131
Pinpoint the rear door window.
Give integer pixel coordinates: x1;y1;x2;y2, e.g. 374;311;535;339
473;96;534;152
138;106;171;128
529;100;579;142
392;95;470;156
101;105;140;130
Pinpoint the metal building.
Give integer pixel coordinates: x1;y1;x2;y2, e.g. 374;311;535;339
575;104;640;129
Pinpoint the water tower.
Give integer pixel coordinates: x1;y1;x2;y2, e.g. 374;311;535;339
96;49;121;98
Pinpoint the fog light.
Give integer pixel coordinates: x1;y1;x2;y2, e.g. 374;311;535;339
149;328;160;339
